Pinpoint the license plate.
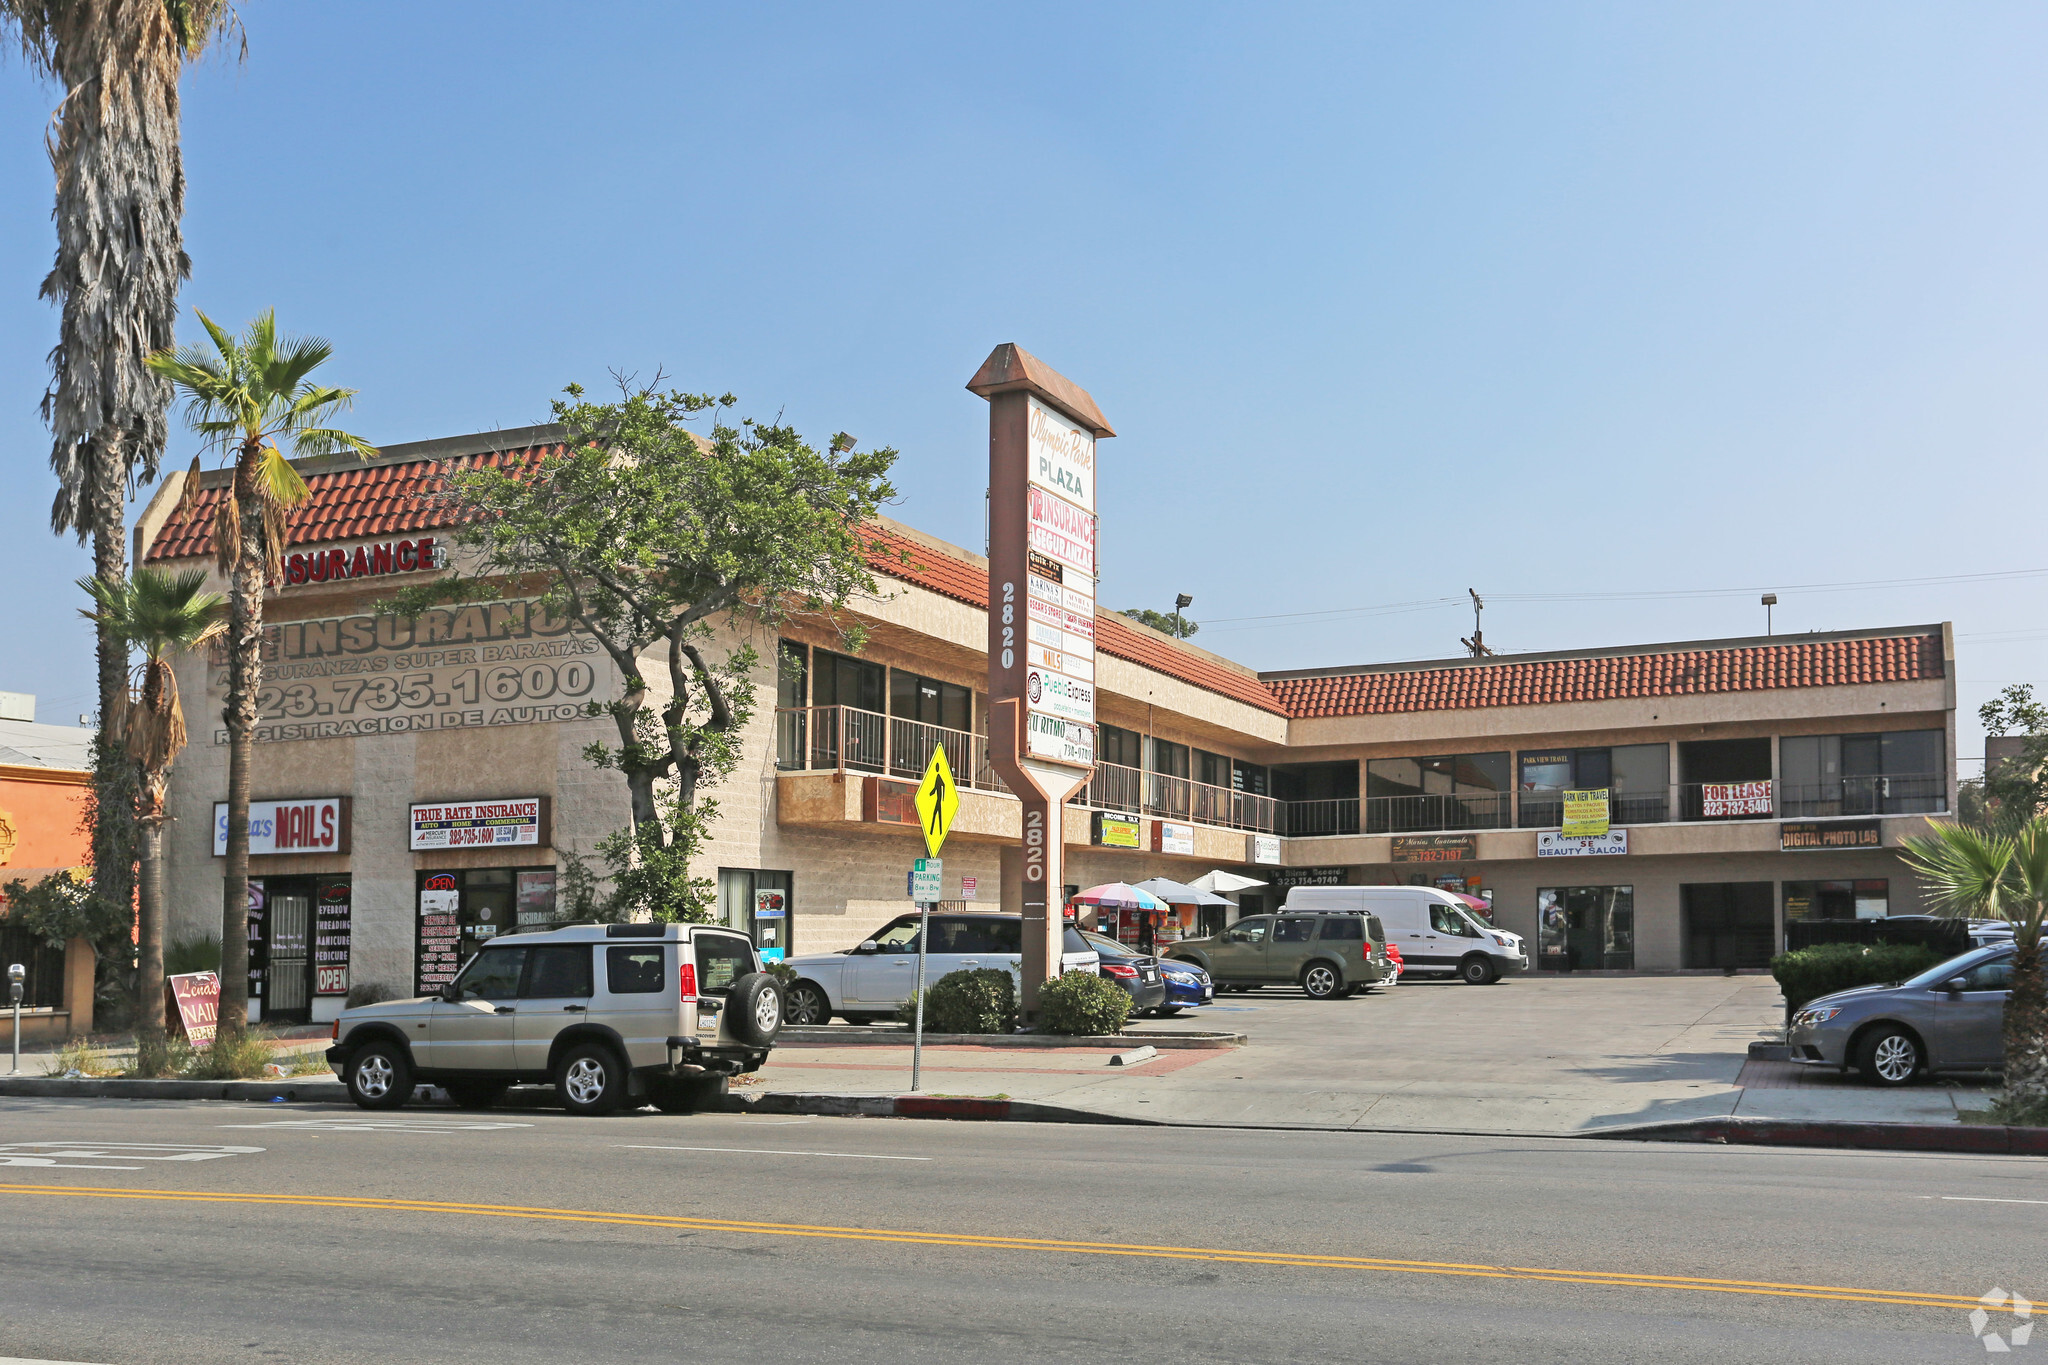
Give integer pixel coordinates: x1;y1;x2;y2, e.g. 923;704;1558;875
1142;970;1156;981
698;1012;719;1035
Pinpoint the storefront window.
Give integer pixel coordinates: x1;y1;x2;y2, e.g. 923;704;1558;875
1781;732;1945;816
719;867;794;962
1368;752;1511;832
889;670;971;733
1099;724;1142;769
414;866;556;996
813;649;884;713
1517;746;1668;826
1681;882;1774;968
1537;887;1634;971
1783;879;1889;924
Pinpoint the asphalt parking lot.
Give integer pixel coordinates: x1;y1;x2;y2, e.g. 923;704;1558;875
754;974;1993;1130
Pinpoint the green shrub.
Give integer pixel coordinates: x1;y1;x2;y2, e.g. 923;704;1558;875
1770;941;1947;1012
902;968;1017;1034
1035;969;1132;1036
345;981;398;1009
182;1026;278;1080
165;935;221;975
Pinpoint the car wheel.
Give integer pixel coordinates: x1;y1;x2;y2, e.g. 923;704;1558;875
1301;963;1342;1000
1459;955;1498;986
445;1080;506;1110
345;1040;411;1111
784;981;831;1027
556;1043;626;1116
1855;1025;1923;1087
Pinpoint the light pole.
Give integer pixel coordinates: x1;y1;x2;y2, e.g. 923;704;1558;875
1762;593;1777;636
1173;593;1193;640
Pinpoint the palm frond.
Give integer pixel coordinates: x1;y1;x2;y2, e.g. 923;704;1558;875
213;490;241;574
1900;821;2015;920
175;456;205;525
256;445;311;508
291;426;379;462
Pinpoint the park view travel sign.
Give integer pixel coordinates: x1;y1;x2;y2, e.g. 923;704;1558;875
971;344;1114;1014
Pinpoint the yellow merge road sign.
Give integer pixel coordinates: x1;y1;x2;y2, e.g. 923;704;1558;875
915;743;961;858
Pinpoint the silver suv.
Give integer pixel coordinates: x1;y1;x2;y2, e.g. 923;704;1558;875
326;923;783;1115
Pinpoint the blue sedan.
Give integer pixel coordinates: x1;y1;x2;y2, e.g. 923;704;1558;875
1155;957;1213;1015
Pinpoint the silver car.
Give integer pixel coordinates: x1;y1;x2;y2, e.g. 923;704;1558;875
1787;943;2018;1086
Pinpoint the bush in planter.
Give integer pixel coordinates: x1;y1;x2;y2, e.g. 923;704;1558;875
1036;969;1131;1036
894;968;1018;1034
1770;941;1947;1013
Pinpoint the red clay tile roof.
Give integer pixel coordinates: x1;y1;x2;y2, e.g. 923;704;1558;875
143;446;558;562
1267;633;1945;718
862;524;1290;716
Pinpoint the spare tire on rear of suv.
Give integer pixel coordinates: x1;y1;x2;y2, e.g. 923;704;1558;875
726;972;784;1047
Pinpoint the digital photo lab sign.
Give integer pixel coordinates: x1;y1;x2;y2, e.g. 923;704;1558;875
972;344;1113;1009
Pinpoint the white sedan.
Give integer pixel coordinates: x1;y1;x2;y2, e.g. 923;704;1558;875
779;912;1099;1025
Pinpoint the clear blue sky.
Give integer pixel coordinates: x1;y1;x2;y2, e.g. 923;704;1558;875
5;4;2046;765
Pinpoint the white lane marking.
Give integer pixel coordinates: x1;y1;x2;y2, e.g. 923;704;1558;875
0;1356;113;1363
1942;1196;2048;1206
617;1144;932;1161
219;1119;534;1133
0;1142;261;1167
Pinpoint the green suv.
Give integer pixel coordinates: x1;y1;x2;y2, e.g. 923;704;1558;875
1166;911;1391;999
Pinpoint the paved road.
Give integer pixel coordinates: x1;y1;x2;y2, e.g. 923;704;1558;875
0;1098;2038;1363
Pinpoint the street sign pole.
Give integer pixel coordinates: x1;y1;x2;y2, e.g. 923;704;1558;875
909;748;959;1092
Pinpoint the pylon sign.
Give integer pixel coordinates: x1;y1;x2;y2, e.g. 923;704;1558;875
914;743;960;859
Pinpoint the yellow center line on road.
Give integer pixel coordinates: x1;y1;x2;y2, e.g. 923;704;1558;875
0;1182;2005;1312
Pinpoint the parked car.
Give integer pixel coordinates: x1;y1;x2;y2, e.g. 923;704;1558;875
1280;886;1527;984
1165;909;1391;999
1382;941;1404;985
327;922;782;1115
1787;942;2023;1086
1155;957;1213;1015
1872;915;2016;950
1079;930;1169;1015
779;913;1100;1025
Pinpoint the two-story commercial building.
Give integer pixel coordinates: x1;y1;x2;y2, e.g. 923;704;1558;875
137;424;1957;1020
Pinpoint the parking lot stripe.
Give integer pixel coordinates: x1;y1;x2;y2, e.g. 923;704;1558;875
1942;1195;2048;1206
0;1182;2000;1311
617;1145;932;1161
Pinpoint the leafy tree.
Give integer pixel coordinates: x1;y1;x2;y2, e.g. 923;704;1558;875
397;381;898;921
5;0;238;950
1120;606;1197;639
1900;820;2048;1121
1971;684;2048;827
78;567;224;1072
0;868;133;1013
145;311;375;1034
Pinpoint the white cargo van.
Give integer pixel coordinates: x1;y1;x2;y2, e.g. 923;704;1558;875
1279;887;1528;984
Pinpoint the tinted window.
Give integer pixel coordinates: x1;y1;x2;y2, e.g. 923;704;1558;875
695;934;756;992
1901;947;2006;990
607;945;666;994
1366;916;1385;942
1082;931;1143;959
1225;918;1271;944
1062;927;1092;953
1959;959;2014;992
454;947;527;1000
1319;917;1363;941
1274;917;1315;943
930;917;1020;955
525;945;593;998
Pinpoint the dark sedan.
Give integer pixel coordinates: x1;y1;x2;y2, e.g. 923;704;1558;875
1080;930;1168;1015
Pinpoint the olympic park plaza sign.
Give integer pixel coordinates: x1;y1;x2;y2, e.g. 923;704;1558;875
210;598;610;745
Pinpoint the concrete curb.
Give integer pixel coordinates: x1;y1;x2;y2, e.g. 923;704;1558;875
720;1090;1153;1125
776;1028;1244;1049
0;1075;346;1103
1595;1115;2048;1155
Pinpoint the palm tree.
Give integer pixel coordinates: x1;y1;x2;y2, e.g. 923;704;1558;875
5;0;238;971
1900;819;2048;1117
146;310;375;1035
79;568;224;1073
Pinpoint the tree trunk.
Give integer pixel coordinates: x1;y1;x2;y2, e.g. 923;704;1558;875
2004;938;2048;1108
135;818;167;1073
88;447;139;990
218;457;268;1036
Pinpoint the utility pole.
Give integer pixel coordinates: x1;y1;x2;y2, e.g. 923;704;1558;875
1173;593;1193;640
1461;588;1494;657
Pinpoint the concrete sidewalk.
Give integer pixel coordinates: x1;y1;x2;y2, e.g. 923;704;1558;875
743;975;1999;1132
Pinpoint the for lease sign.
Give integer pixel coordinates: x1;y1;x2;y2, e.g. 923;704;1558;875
409;798;546;850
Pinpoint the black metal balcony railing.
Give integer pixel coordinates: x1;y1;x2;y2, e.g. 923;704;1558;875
1071;762;1284;835
1367;792;1511;835
775;706;1004;792
1779;774;1948;818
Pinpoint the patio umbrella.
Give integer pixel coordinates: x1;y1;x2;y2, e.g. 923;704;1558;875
1189;869;1266;895
1132;876;1233;907
1070;881;1169;911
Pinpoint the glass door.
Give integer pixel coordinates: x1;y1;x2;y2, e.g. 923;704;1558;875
267;890;313;1020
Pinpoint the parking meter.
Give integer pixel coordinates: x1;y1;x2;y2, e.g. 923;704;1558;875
8;963;22;1074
